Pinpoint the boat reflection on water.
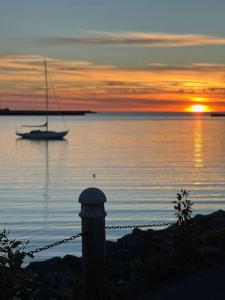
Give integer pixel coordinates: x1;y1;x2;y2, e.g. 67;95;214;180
15;138;68;229
43;141;49;226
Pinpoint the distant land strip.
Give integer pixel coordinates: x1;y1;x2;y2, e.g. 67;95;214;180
0;108;94;116
211;113;225;117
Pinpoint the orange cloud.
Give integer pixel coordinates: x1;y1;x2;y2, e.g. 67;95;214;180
0;55;225;112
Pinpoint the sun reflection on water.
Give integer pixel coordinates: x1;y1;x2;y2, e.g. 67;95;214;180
194;119;203;168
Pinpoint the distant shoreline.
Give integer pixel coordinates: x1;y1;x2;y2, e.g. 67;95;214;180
0;108;95;116
211;113;225;117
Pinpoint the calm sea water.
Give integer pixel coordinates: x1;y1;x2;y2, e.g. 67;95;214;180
0;112;225;260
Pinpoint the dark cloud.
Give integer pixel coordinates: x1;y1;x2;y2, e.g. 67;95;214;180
103;81;126;86
44;31;225;47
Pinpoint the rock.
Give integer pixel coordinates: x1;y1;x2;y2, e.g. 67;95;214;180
118;233;150;251
131;228;156;241
106;240;121;256
34;286;63;300
129;270;146;292
27;256;62;272
194;210;225;229
109;248;136;263
114;280;130;297
211;217;225;229
204;246;225;257
108;262;131;281
62;254;81;271
106;240;136;262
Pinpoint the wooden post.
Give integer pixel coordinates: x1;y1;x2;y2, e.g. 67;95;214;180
79;187;107;300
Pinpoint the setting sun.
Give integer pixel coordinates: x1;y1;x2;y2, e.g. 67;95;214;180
191;105;206;112
185;104;210;113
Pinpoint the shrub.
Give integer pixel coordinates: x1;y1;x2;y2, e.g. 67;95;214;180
0;229;34;299
172;189;193;225
171;190;204;265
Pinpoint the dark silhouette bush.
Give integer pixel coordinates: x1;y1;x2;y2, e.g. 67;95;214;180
172;189;193;225
0;229;34;299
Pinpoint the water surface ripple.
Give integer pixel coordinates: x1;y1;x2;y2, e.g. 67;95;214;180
0;113;224;260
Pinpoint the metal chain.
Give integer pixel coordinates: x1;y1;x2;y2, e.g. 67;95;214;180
105;222;174;230
26;232;82;256
26;222;174;256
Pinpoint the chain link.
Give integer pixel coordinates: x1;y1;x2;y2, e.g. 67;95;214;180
27;222;174;256
105;222;174;230
26;232;82;256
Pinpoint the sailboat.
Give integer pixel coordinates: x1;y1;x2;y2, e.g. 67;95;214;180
16;61;69;140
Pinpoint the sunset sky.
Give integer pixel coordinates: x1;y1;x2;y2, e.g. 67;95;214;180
1;0;225;112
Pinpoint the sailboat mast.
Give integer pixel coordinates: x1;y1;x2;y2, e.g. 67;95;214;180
44;60;49;131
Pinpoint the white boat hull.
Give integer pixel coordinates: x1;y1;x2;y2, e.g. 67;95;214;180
15;61;69;140
16;130;68;140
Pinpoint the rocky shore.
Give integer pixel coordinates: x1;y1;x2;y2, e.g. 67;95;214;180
24;210;225;299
